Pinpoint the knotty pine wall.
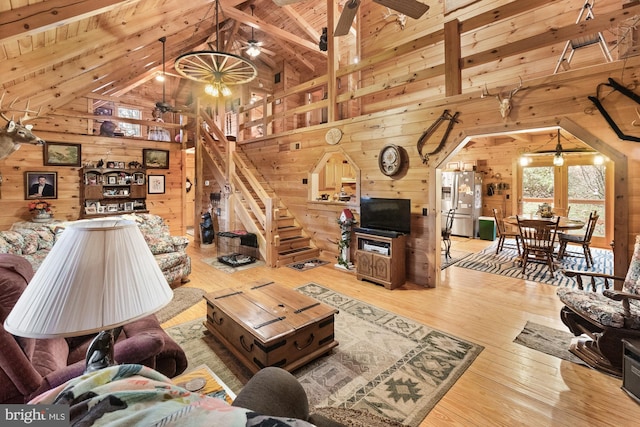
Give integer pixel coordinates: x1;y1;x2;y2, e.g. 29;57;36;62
0;95;187;235
240;57;640;287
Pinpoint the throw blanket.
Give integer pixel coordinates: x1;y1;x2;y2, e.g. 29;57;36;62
31;364;313;427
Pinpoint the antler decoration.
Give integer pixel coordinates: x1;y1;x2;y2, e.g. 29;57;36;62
382;8;407;30
0;92;42;125
481;77;523;119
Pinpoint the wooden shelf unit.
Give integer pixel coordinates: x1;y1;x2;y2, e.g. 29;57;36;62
354;231;407;290
80;167;148;218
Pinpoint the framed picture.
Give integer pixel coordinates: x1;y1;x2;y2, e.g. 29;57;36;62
148;175;165;194
107;204;118;212
85;206;97;214
143;149;169;169
25;172;57;199
97;206;105;213
107;176;117;184
124;202;134;211
44;142;81;167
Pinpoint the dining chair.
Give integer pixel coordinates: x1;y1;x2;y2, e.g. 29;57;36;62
516;215;560;275
557;210;599;268
492;208;521;255
441;208;455;259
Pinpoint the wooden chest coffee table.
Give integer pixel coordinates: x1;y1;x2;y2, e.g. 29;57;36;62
204;281;338;373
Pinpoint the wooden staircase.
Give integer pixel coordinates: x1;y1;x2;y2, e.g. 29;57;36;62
198;108;320;267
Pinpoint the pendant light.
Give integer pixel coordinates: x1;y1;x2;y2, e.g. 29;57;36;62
174;0;257;97
245;5;261;58
553;130;564;167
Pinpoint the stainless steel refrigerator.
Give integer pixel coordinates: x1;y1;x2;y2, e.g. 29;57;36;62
441;171;483;238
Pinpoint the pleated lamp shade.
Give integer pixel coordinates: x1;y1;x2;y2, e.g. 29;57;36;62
4;218;173;338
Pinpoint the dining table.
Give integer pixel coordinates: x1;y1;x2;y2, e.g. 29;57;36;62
504;215;586;231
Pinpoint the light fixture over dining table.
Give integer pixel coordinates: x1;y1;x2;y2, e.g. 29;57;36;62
174;0;257;97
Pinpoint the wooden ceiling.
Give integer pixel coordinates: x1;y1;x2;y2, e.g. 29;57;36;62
0;0;335;113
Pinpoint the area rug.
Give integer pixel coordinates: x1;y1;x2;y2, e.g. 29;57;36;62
156;287;205;323
513;321;586;366
286;258;330;271
166;284;483;427
441;249;472;270
201;257;265;273
455;239;613;289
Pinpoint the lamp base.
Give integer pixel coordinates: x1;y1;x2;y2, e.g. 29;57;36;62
85;327;122;373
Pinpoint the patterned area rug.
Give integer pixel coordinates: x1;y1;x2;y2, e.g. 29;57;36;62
286;258;330;271
441;250;472;270
513;321;586;365
201;257;265;273
165;284;483;427
156;287;205;324
455;239;613;289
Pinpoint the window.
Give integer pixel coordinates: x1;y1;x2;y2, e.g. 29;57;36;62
117;106;142;137
519;152;610;247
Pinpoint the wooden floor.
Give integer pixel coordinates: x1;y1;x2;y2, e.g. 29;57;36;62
162;236;640;426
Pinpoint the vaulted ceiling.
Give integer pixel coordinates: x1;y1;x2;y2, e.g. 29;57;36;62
0;0;340;114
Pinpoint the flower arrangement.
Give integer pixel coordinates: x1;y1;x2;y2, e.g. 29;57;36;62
28;200;53;215
537;203;553;218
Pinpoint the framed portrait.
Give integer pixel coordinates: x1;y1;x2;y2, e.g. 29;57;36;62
124;202;134;211
25;172;57;199
107;176;117;184
97;206;105;213
143;149;169;169
148;175;165;194
44;142;81;167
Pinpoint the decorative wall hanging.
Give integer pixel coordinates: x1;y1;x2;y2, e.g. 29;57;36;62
588;77;640;142
481;77;523;119
379;144;403;176
416;109;460;164
325;128;343;145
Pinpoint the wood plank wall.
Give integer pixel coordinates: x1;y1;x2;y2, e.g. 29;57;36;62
240;57;640;287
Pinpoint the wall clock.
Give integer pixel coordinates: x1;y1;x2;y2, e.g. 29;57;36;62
325;128;343;145
379;144;403;176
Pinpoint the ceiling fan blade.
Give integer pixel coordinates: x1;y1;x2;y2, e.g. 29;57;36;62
372;0;429;20
335;0;360;37
273;0;305;5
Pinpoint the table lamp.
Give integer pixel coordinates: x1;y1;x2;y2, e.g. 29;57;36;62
4;218;173;372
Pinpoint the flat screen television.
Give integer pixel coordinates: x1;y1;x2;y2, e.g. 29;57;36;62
359;197;411;235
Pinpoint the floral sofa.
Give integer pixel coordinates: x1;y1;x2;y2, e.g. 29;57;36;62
0;213;191;285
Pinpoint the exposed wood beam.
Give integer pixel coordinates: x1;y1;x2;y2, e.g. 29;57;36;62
0;0;142;44
0;0;214;85
279;43;316;73
280;5;320;42
462;4;640;70
220;3;325;55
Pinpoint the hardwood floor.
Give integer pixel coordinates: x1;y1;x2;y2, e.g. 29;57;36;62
162;236;640;426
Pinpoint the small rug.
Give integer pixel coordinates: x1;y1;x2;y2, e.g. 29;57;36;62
455;239;613;289
441;250;472;270
202;257;265;273
286;258;330;271
156;287;205;323
165;284;483;427
513;321;586;365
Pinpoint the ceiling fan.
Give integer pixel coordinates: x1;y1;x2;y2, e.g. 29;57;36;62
155;37;180;114
336;0;429;36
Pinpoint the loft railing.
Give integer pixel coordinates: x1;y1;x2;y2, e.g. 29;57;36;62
237;1;637;140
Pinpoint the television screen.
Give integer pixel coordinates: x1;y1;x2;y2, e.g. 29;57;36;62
360;197;411;235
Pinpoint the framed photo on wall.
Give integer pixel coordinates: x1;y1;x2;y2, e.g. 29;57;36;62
148;175;165;194
143;149;169;169
44;142;82;166
25;172;57;199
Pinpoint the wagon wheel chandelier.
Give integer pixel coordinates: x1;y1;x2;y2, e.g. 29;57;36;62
174;0;257;97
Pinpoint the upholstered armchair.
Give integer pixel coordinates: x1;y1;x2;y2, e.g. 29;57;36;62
556;235;640;377
0;254;187;404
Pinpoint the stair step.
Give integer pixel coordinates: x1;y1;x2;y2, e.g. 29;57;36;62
277;236;311;251
276;247;321;267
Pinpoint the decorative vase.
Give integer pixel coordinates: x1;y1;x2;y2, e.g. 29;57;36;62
32;212;52;223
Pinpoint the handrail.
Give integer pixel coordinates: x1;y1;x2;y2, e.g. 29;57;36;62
237;2;640;139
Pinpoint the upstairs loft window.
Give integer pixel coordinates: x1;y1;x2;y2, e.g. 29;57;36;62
118;107;142;137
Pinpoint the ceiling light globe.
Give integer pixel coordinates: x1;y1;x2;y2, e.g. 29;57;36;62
553;153;564;167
